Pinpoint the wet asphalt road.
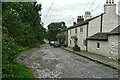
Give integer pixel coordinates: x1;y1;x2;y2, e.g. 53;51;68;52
17;44;118;78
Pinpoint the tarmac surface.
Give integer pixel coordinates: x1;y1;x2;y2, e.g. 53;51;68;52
17;44;118;78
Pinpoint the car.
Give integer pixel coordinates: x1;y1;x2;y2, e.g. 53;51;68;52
50;41;55;46
53;41;61;47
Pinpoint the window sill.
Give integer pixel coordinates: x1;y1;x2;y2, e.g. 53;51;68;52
96;48;100;50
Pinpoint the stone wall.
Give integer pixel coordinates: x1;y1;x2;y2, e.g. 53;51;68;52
108;35;120;60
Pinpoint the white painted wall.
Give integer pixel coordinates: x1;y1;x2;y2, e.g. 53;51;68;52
77;25;87;51
88;40;109;57
68;24;87;51
87;34;120;60
103;3;119;32
88;16;101;37
68;28;75;47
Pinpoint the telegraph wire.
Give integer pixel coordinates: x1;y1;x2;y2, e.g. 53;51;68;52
80;0;92;15
43;0;55;21
88;0;97;11
93;0;104;12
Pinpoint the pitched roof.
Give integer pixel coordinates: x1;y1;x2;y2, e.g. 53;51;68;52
108;25;120;35
62;13;105;31
87;33;108;41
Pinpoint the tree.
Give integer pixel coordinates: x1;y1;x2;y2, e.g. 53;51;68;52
56;33;64;45
47;21;67;41
2;2;45;78
2;2;45;46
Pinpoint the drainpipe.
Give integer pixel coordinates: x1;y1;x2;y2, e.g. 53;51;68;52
100;14;103;33
86;22;89;52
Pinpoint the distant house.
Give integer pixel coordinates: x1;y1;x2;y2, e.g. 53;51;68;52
61;0;120;60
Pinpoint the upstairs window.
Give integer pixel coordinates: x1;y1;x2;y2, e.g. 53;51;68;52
80;27;83;33
70;40;71;44
70;30;71;35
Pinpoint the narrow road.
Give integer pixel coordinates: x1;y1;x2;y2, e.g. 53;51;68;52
17;44;118;78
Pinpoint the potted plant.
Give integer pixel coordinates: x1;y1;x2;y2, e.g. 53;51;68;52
71;36;80;52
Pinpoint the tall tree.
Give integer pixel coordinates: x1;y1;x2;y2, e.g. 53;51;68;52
2;2;46;46
47;21;67;41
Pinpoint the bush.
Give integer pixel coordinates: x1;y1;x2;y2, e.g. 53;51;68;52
2;35;34;78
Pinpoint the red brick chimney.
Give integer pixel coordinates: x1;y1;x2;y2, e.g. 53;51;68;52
73;22;76;26
77;16;81;23
77;16;84;23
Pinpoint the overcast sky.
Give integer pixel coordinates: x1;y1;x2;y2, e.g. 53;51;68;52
37;0;119;29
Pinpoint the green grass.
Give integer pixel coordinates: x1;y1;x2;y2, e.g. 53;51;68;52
13;62;34;78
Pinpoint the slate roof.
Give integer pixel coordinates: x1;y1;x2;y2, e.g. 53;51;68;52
87;33;108;41
108;25;120;35
61;13;105;31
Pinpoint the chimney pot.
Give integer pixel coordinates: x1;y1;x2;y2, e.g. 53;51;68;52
112;0;114;3
73;22;76;25
109;0;111;3
106;0;108;3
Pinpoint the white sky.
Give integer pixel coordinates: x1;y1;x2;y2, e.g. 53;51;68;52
37;0;119;29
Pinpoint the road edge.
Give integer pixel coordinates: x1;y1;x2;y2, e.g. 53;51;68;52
61;47;119;72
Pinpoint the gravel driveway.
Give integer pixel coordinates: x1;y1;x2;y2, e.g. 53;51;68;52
17;44;118;78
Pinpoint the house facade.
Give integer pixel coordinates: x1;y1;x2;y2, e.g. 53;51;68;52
62;0;120;60
87;26;120;60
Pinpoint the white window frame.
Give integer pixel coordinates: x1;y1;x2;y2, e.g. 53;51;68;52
75;28;77;34
97;42;100;49
80;27;83;33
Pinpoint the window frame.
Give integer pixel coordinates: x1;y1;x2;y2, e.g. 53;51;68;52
80;27;83;33
97;42;100;49
75;28;77;34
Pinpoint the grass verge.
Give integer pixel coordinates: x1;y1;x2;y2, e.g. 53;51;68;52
13;62;34;78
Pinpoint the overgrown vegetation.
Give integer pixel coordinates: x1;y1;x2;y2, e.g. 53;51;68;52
46;22;67;41
2;2;46;78
56;33;64;45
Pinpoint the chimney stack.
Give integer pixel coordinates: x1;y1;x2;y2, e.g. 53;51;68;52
109;0;111;3
104;0;116;14
84;11;92;20
77;16;81;23
77;16;84;23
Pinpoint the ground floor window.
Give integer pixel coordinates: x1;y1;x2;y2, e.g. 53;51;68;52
97;42;100;49
83;40;87;46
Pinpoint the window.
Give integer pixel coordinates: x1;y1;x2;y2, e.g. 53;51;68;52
80;27;83;33
97;42;100;49
83;40;87;46
70;40;71;44
70;30;71;35
75;28;77;34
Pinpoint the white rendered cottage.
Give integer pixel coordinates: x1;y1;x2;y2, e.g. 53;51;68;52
87;25;120;60
67;0;120;60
